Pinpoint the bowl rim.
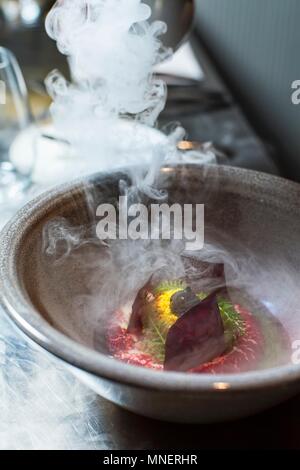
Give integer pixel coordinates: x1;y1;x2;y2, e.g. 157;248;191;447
1;163;300;393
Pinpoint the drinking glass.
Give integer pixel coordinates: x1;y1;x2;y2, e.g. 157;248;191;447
0;46;35;200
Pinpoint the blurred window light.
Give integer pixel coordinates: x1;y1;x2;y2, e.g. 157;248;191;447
213;382;230;390
1;0;41;26
20;0;41;24
1;0;20;24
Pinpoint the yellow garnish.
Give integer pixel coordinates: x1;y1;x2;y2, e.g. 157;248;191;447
155;288;182;328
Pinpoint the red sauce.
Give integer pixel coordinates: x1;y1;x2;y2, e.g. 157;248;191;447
107;304;265;373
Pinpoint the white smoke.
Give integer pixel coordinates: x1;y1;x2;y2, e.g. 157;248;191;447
45;0;178;174
44;1;286;373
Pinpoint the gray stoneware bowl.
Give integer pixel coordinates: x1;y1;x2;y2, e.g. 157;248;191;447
1;164;300;423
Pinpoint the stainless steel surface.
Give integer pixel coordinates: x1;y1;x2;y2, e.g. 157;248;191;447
2;302;300;450
145;0;195;50
0;311;103;450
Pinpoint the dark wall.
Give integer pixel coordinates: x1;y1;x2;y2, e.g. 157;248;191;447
196;0;300;180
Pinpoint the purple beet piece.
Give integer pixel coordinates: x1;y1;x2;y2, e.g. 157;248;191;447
164;291;226;372
127;279;154;334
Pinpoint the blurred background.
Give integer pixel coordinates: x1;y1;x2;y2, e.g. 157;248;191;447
196;0;300;181
0;0;300;180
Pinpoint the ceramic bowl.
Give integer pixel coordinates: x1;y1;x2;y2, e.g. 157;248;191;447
1;164;300;423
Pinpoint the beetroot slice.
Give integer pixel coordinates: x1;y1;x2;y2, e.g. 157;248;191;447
164;291;227;372
127;279;153;334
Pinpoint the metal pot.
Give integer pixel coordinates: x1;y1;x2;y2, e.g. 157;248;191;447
145;0;195;49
